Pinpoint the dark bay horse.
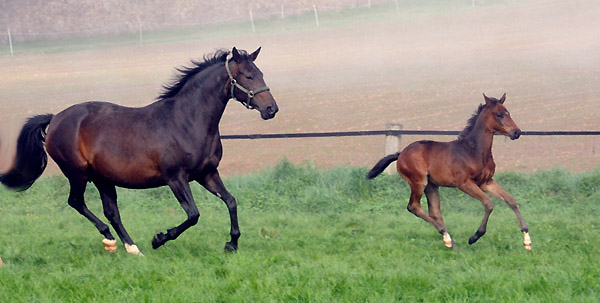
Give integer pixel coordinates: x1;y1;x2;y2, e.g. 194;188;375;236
0;47;278;255
368;94;531;250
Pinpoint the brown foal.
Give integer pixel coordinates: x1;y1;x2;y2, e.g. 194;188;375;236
368;94;531;250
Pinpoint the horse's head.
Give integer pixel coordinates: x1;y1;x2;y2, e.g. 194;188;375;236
226;47;278;120
483;93;521;140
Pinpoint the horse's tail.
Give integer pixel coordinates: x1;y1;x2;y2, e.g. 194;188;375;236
0;114;54;191
367;152;400;179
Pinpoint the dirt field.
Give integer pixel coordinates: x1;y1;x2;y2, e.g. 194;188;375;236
1;0;599;177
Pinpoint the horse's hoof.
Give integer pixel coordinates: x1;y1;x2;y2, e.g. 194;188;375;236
468;236;478;245
443;232;454;249
102;238;118;253
125;243;144;256
224;242;238;252
152;232;167;249
523;232;532;251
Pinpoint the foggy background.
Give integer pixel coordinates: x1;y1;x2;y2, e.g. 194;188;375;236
1;0;599;175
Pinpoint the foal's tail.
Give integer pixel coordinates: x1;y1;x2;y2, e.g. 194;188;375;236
0;114;54;191
367;152;400;179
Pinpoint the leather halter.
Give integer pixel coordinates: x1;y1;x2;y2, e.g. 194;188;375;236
225;55;270;109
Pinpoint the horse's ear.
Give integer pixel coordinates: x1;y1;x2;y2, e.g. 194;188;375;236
499;93;506;104
483;93;493;106
249;47;261;61
232;47;242;63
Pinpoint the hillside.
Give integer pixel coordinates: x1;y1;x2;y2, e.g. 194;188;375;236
0;0;387;42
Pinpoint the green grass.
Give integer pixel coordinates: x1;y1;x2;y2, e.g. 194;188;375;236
1;161;599;302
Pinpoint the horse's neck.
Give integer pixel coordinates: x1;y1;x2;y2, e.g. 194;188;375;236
172;64;229;130
464;118;495;161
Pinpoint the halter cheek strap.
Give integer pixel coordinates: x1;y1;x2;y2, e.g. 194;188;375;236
225;56;270;109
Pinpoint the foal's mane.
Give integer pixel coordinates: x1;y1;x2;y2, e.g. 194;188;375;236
157;49;236;101
457;97;501;140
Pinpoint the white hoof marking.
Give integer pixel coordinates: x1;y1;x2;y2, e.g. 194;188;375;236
0;256;5;266
443;232;453;248
125;243;144;256
102;239;118;253
523;232;532;250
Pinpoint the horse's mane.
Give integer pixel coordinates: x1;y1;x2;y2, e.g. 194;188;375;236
457;97;500;140
157;49;235;101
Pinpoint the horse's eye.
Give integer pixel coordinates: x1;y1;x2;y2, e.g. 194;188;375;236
496;112;503;118
245;75;253;80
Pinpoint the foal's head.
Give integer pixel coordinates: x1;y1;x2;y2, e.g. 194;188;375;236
227;47;279;120
482;93;521;140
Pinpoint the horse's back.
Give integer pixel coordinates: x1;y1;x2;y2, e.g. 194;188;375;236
46;101;164;186
397;140;459;187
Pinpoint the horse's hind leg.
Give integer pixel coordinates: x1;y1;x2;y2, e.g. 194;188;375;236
93;180;142;256
482;180;531;250
66;176;116;251
424;184;454;248
152;174;199;249
197;170;240;252
406;182;454;248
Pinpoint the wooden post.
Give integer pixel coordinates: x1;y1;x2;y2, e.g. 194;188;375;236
281;5;284;19
250;11;256;32
395;0;401;15
8;28;14;56
384;123;402;175
313;5;320;27
137;16;143;46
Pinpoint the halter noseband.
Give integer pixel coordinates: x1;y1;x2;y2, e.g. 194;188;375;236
225;55;270;109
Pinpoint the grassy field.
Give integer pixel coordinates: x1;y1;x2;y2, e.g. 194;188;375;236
1;161;599;302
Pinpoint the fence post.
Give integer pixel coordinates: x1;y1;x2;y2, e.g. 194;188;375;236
8;28;14;56
249;11;256;32
137;16;143;46
313;5;320;27
385;123;402;175
281;5;284;19
395;0;401;15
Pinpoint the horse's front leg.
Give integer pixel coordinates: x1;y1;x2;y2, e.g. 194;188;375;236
197;170;240;252
152;173;199;249
458;180;494;246
482;180;531;250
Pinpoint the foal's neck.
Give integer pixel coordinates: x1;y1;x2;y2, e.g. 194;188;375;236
463;117;495;160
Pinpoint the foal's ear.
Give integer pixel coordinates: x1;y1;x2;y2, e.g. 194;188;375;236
498;93;506;104
483;93;494;106
249;47;261;61
232;47;242;63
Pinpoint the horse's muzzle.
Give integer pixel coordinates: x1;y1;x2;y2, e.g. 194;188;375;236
260;103;279;120
510;129;522;140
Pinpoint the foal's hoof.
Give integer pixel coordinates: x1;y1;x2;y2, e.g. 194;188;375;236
152;232;167;249
442;232;455;249
468;236;479;245
224;242;238;252
468;230;485;245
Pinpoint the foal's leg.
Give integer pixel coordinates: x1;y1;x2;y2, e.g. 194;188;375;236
197;170;240;252
406;181;454;248
482;180;531;250
457;180;494;245
424;184;454;248
152;174;199;249
93;180;142;256
66;176;116;250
